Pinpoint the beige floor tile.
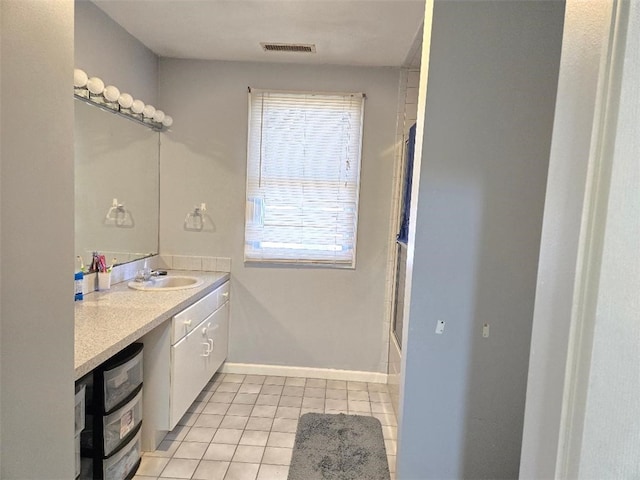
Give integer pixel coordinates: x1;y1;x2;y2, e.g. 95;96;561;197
243;375;266;384
159;458;199;478
348;390;370;402
275;406;300;419
367;382;389;393
267;432;296;449
325;389;347;400
240;430;270;447
232;445;265;463
144;438;181;457
238;383;262;394
256;394;280;406
194;413;224;428
184;427;216;443
252;405;277;418
260;385;284;396
203;402;230;415
137;456;170;476
245;416;273;431
348;400;371;413
223;374;246;384
284;377;306;387
271;418;298;433
211;392;237;403
224;462;260;480
220;415;249;429
173;441;208;460
212;428;244;445
203;443;237;462
192;460;229;480
257;463;289;480
278;395;302;408
326;380;347;390
303;387;325;398
216;383;242;393
261;447;293;466
177;411;198;427
233;393;259;405
264;376;286;386
347;381;368;391
302;397;324;409
305;378;327;388
325;399;348;411
281;386;304;397
227;404;254;416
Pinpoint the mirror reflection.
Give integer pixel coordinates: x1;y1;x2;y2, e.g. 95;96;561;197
74;100;159;267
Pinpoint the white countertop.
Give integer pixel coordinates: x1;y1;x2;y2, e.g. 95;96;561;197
74;270;230;379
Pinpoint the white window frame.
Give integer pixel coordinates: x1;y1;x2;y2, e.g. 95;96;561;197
244;88;365;268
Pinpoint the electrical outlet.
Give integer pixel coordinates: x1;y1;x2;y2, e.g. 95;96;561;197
435;320;445;334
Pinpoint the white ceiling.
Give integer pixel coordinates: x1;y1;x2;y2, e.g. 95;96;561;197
92;0;425;67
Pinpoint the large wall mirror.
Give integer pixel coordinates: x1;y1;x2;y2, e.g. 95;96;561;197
75;100;159;267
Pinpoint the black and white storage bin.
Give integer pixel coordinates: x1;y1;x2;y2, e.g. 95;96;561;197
80;342;143;480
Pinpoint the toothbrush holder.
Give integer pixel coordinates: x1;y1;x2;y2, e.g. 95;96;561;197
97;271;111;291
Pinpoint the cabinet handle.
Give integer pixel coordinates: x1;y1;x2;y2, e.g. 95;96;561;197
222;292;229;300
201;342;211;357
184;319;192;326
208;339;214;351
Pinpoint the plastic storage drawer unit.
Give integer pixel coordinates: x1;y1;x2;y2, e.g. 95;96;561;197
102;344;143;412
102;389;142;456
102;427;141;480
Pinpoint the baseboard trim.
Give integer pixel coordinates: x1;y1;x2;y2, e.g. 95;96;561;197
220;362;388;384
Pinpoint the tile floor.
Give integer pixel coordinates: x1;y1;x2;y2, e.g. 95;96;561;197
134;373;398;480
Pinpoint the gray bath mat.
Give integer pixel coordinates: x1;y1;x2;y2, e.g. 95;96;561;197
288;413;391;480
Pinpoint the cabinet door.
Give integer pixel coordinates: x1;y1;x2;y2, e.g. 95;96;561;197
169;303;229;428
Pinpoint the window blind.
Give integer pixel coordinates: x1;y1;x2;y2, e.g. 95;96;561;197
244;89;365;267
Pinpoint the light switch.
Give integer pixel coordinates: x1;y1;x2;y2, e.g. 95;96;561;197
435;320;445;334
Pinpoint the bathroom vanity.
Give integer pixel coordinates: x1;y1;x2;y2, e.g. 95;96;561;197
74;270;230;457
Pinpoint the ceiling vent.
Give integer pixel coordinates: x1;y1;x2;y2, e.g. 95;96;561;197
260;42;316;54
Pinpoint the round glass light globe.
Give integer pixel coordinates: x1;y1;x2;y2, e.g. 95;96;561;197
152;110;165;123
87;77;105;95
142;104;156;118
118;93;134;109
131;100;145;114
103;85;120;102
74;69;88;88
162;115;173;127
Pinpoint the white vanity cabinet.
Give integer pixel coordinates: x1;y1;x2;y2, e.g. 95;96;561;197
170;299;229;427
141;280;229;450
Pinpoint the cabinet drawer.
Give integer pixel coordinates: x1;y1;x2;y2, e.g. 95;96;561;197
172;289;217;343
169;302;229;429
103;389;143;456
102;427;141;480
75;384;86;435
102;344;143;413
217;281;230;308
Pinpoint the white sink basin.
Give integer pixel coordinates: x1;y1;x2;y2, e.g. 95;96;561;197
128;275;204;291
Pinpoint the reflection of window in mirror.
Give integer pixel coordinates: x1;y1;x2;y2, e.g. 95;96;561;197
74;100;160;267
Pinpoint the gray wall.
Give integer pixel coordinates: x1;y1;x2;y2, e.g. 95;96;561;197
75;0;158;105
397;1;564;478
519;1;614;477
0;0;75;477
158;59;399;372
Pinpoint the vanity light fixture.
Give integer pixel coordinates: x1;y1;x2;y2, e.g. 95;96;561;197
73;68;173;132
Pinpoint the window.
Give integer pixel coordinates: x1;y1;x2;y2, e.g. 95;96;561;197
244;89;365;267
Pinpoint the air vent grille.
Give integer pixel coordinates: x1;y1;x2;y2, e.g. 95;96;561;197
261;42;316;53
